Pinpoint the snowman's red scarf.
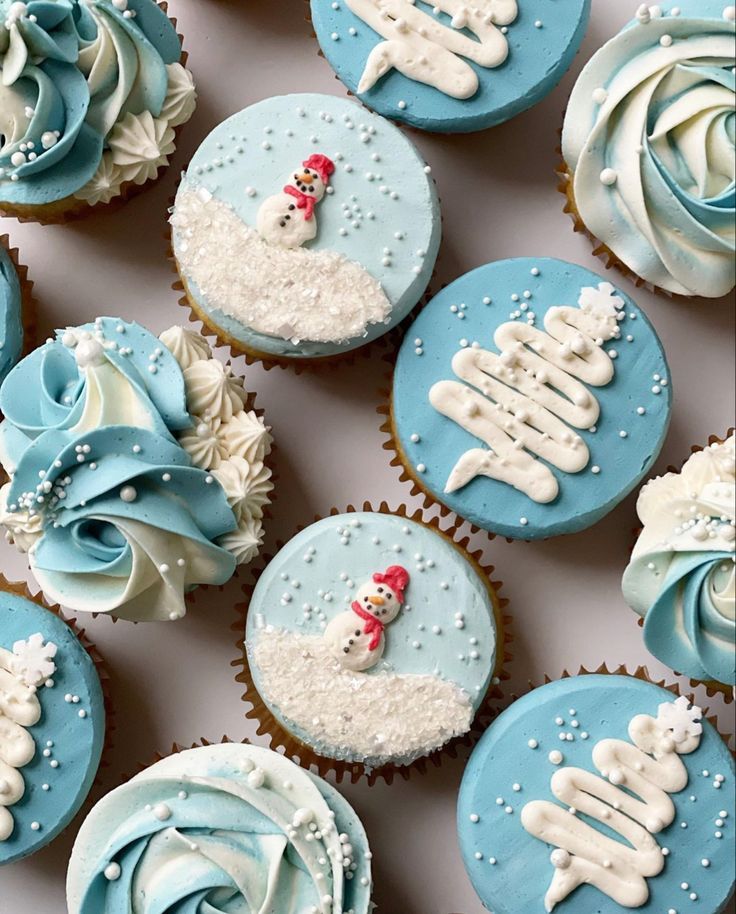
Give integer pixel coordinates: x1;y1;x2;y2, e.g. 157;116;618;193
351;601;384;651
283;185;317;220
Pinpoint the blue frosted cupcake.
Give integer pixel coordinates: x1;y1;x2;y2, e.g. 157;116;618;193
561;1;735;298
0;580;106;865
389;257;672;540
0;0;196;223
170;92;441;363
0;318;272;621
67;742;373;913
458;672;735;914
240;507;506;779
0;236;31;388
623;433;735;694
309;0;591;133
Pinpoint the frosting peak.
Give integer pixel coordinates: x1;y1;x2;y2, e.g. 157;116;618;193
623;434;736;685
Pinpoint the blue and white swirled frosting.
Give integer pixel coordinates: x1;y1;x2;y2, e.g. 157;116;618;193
0;0;196;208
623;434;735;687
562;1;735;298
66;743;373;914
0;240;23;383
0;318;272;621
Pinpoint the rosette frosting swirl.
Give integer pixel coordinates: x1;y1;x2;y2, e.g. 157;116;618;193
623;434;735;686
0;317;272;621
562;3;735;298
0;0;194;207
66;744;373;914
0;241;22;383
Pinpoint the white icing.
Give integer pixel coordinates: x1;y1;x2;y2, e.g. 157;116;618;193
73;152;124;206
171;183;393;345
521;697;703;911
212;457;272;521
216;512;264;565
323;570;405;672
183;360;247;423
0;635;56;842
159;326;213;370
429;283;620;503
218;410;272;465
0;482;42;552
345;0;517;99
107;110;175;186
178;418;231;470
160;63;197;129
257;160;329;249
252;629;473;764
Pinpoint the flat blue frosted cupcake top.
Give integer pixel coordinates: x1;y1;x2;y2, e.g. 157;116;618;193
66;743;373;914
458;674;736;914
171;93;441;359
0;242;23;384
0;589;105;865
310;0;591;132
392;257;672;539
246;511;498;767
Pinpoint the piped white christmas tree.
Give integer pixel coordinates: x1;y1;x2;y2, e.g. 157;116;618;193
521;696;704;911
0;634;57;841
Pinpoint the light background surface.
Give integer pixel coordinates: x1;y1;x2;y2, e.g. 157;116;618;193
1;2;734;912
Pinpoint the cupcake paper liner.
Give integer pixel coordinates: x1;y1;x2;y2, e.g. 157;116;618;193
231;500;513;786
0;573;116;780
628;428;736;705
0;2;190;226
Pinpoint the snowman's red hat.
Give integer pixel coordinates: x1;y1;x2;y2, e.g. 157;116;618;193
372;565;409;603
303;154;335;185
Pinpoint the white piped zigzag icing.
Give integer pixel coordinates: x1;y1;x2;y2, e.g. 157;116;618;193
346;0;517;99
0;634;57;842
521;696;704;911
429;282;622;503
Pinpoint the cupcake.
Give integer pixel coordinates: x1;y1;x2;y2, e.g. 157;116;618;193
560;2;735;298
0;235;34;386
309;0;591;133
238;507;508;779
623;433;735;693
387;257;672;540
0;0;196;224
66;742;373;913
0;318;272;621
170;93;441;364
0;580;106;865
458;670;735;914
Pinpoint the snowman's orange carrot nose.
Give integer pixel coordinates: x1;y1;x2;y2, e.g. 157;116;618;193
368;596;385;606
298;173;315;184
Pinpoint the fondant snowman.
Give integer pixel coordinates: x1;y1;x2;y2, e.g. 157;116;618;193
256;154;335;249
324;565;409;672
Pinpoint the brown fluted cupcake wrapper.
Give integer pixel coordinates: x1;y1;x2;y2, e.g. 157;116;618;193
231;500;513;786
0;2;190;225
628;429;736;705
0;574;116;783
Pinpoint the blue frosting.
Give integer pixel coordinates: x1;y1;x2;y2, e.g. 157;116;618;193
0;243;23;385
0;318;237;619
0;0;182;206
0;590;105;865
246;511;498;764
458;674;736;914
392;258;672;540
173;93;441;359
310;0;591;133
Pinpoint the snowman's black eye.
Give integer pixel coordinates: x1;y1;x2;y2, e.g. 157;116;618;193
377;587;384;593
305;169;311;175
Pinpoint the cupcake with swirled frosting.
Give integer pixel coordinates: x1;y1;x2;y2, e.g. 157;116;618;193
623;434;735;692
0;0;196;223
561;1;735;299
0;318;272;621
66;742;373;914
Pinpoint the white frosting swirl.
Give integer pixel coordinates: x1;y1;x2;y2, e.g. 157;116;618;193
562;9;735;297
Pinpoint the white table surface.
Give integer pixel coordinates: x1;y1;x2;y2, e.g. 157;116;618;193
1;2;735;912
